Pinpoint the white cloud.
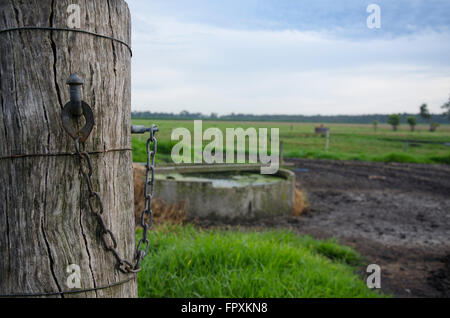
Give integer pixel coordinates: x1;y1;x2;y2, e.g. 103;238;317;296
131;16;450;115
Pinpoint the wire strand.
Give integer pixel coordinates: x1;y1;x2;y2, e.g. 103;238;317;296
0;148;133;160
0;26;132;56
0;275;137;298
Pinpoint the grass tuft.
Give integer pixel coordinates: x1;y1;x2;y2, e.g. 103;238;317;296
430;154;450;165
137;224;385;298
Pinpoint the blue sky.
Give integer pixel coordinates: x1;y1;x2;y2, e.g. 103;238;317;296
127;0;450;115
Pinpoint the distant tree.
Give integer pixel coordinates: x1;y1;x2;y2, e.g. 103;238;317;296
373;120;379;132
431;122;440;132
387;114;401;131
420;103;430;120
406;116;417;132
419;103;436;132
442;95;450;121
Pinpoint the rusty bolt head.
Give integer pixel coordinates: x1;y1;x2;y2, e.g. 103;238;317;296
66;73;84;86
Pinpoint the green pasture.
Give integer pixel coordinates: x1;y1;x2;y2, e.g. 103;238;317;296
131;119;450;165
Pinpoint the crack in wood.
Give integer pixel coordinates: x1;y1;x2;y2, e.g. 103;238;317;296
49;0;63;110
0;75;8;147
107;0;118;77
10;25;23;154
29;43;52;152
3;171;11;288
12;4;20;27
41;159;63;297
79;188;98;297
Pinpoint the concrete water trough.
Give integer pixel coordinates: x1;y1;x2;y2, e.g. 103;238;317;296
153;165;295;221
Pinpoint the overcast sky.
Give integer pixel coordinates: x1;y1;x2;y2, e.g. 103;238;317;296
127;0;450;115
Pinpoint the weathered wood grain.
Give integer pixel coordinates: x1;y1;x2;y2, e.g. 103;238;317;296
0;0;137;297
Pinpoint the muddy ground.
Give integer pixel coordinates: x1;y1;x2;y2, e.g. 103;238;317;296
196;159;450;298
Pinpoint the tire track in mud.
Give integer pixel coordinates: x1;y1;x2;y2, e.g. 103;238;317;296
290;159;450;196
285;158;450;298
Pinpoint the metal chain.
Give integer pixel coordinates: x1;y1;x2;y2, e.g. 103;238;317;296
73;124;157;274
135;125;158;272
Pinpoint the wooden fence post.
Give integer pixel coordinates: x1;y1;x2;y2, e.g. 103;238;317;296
0;0;137;297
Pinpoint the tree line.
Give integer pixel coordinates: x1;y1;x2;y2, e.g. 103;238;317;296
132;110;450;125
133;95;450;126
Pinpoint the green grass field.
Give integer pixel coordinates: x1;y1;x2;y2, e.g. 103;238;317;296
137;224;385;298
132;119;450;165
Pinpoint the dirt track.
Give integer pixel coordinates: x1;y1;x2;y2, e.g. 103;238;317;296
197;159;450;297
284;159;450;297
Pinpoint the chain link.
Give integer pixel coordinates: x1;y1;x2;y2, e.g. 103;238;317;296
73;124;158;274
135;125;158;272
